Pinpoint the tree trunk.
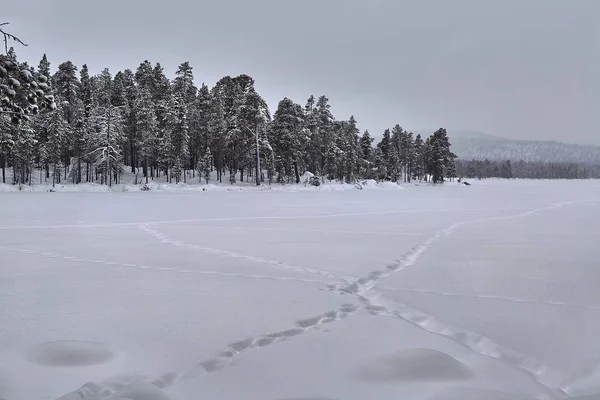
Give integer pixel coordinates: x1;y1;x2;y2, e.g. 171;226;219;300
77;158;82;184
130;139;135;173
106;104;112;187
145;157;149;184
294;161;300;184
0;153;5;184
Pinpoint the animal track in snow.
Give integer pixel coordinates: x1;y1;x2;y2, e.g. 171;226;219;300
0;245;335;287
177;304;360;381
139;223;351;282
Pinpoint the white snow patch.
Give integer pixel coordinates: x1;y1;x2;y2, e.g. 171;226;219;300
377;181;404;189
428;387;536;400
357;348;472;383
109;382;171;400
27;340;114;367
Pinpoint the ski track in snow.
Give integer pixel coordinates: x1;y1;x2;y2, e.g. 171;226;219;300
378;286;600;313
138;223;352;283
0;206;528;230
178;224;425;237
49;200;591;399
0;246;335;287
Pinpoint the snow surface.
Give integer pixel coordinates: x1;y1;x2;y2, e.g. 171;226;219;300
0;179;599;400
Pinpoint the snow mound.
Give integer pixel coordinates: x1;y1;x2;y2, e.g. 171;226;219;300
428;387;535;400
361;179;378;188
27;340;113;367
109;382;171;400
279;398;339;400
358;348;471;383
377;181;403;189
566;378;600;398
300;171;315;182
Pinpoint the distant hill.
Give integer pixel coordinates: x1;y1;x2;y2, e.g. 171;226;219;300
449;131;600;163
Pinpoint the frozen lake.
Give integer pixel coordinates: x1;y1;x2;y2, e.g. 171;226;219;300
1;180;599;400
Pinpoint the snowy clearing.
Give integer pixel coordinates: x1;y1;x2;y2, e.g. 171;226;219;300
1;180;599;400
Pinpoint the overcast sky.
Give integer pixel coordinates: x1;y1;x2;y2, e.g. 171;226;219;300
4;0;599;144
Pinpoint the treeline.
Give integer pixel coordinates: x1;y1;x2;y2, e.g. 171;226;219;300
456;159;600;180
1;51;458;186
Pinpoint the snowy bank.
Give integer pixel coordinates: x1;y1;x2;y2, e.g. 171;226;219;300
0;180;409;193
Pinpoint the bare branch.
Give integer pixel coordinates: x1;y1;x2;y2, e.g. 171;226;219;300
0;22;28;54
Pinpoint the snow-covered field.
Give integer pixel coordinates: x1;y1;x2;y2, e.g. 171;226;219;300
1;180;599;400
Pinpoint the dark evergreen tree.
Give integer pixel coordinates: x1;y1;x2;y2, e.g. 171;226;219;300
427;128;454;183
135;87;158;183
376;128;391;180
166;96;189;183
189;83;210;176
269;97;306;183
359;130;374;178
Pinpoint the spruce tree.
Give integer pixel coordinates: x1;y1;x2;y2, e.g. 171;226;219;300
412;133;424;181
91;68;124;186
269;97;306;183
135;87;158;183
196;146;212;184
0;27;56;123
172;62;197;104
359;130;374;178
208;90;226;182
166;96;189;183
427;128;454;183
315;96;334;174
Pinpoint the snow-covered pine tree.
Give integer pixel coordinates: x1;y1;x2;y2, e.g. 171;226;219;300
303;95;320;173
341;115;360;183
152;63;172;138
166;96;189;183
237;86;270;185
172;62;197;104
90;69;124;186
0;25;56;123
53;61;80;125
189;84;210;176
389;125;402;182
114;69;138;172
427;128;453;183
359;130;374;179
134;60;154;91
135;87;158;183
315;96;335;175
412;133;424;181
10;121;36;184
207;90;226;182
261;134;275;184
269;97;306;183
196;146;212;184
0;115;13;182
44;102;68;187
376;128;392;180
53;61;83;180
400;131;414;182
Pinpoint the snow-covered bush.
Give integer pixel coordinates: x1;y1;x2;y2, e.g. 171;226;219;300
308;175;322;187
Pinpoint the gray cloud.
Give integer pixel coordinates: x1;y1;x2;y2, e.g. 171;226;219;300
4;0;599;144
